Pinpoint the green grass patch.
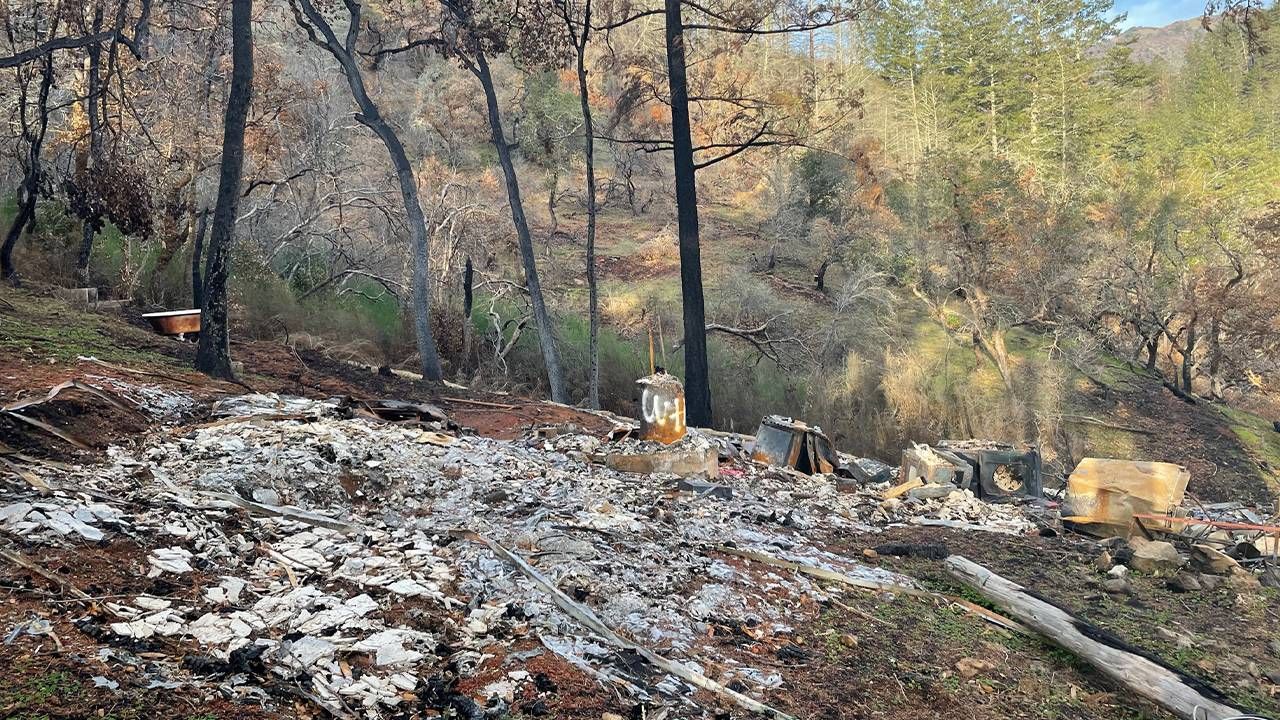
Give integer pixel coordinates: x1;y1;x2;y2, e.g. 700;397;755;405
0;291;179;366
1219;405;1280;490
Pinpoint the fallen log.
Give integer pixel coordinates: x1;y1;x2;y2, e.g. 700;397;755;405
945;555;1243;720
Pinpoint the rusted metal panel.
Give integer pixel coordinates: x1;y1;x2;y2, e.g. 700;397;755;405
751;416;838;475
636;372;686;444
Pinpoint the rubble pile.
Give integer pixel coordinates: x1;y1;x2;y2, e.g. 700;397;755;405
873;483;1040;535
5;392;1007;717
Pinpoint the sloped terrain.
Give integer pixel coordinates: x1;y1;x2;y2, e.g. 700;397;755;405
1;288;1279;720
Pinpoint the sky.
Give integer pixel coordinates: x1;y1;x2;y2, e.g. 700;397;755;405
1110;0;1204;29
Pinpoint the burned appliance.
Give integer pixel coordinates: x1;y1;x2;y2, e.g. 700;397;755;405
751;416;839;475
937;440;1042;500
901;445;975;489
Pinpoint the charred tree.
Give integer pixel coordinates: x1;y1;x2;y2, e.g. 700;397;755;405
664;0;711;426
289;0;445;381
195;0;253;380
471;49;568;403
557;0;601;408
75;6;106;285
1;55;55;285
191;207;208;308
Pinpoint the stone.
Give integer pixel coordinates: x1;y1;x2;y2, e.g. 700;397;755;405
1166;572;1202;593
1259;568;1280;589
1103;578;1133;595
1198;573;1223;591
1225;567;1261;591
1155;627;1195;650
955;657;994;679
1093;551;1113;572
1190;544;1240;575
1107;564;1129;579
1129;541;1182;576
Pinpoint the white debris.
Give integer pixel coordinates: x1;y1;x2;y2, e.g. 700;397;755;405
134;595;171;611
147;547;194;576
91;676;119;690
352;629;426;666
284;635;336;668
3;391;1047;718
0;502;32;524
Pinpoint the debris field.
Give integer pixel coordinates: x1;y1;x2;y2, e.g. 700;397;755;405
1;370;1278;720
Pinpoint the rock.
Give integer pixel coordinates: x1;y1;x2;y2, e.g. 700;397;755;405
1225;567;1261;591
1129;541;1182;576
1166;572;1202;593
1093;551;1113;572
1190;544;1240;575
1198;573;1223;591
1259;568;1280;589
251;487;280;505
840;633;859;648
1103;578;1133;595
1107;564;1129;579
1267;670;1280;686
862;548;880;560
1155;627;1195;650
955;657;994;679
1269;638;1280;658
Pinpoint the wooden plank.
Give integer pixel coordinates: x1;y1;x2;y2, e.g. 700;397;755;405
945;555;1242;720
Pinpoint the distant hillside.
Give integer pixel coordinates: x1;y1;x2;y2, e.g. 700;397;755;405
1099;16;1209;66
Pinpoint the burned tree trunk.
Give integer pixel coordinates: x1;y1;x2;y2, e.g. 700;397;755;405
1143;335;1159;372
75;7;106;285
814;258;830;291
664;0;711;427
190;207;208;308
1180;314;1197;395
563;0;601;409
462;256;474;371
1;55;55;286
195;0;253;380
289;0;445;382
473;50;567;404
